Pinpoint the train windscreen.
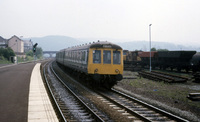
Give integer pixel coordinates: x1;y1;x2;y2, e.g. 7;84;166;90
113;51;121;64
93;50;101;63
103;50;111;64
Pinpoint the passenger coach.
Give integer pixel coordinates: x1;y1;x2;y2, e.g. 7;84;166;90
56;41;123;88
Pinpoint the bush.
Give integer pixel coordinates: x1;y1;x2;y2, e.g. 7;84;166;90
26;50;34;57
0;47;15;61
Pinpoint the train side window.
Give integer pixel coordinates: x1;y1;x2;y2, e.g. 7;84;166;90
103;50;111;64
113;51;121;64
82;51;86;61
93;50;101;63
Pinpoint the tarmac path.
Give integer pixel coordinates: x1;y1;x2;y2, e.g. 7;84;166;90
0;63;36;122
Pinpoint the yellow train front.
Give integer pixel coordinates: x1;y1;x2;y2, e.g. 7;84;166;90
88;41;123;87
56;41;123;88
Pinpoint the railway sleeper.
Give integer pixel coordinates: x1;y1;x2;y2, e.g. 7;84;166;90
142;113;161;117
138;111;157;114
151;117;170;121
187;93;200;101
133;108;149;111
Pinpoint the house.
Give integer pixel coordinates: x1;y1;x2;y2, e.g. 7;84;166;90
0;36;8;48
8;35;25;58
24;39;33;53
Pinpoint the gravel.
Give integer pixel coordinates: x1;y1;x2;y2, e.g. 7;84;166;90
115;71;200;122
52;62;200;121
52;62;132;121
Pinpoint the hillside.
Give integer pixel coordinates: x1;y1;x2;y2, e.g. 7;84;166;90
117;41;200;51
30;35;82;51
28;35;200;52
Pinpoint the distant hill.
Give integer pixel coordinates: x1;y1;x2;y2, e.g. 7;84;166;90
27;35;200;52
78;38;200;51
116;41;200;51
30;35;82;51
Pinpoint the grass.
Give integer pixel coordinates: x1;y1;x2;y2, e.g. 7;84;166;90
128;77;198;100
0;59;12;64
0;56;36;65
16;56;34;63
118;71;200;119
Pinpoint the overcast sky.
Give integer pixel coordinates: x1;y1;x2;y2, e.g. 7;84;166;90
0;0;200;46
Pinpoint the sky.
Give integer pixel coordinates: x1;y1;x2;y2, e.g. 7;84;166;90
0;0;200;46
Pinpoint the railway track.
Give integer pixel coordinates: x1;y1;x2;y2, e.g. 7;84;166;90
42;61;106;121
43;60;189;121
96;88;188;122
139;71;188;83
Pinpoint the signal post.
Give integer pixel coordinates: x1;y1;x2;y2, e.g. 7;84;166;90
33;43;38;63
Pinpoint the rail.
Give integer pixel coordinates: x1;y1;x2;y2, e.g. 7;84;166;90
139;71;188;83
94;87;188;121
111;88;189;122
43;60;105;121
43;61;66;121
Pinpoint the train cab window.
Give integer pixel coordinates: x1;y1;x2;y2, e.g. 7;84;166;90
93;50;101;63
113;51;121;64
103;50;111;64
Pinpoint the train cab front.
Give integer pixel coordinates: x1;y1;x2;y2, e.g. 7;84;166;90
88;48;123;82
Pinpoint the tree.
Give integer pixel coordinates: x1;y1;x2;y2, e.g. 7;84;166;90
0;47;15;60
26;50;34;57
35;47;43;59
26;47;43;59
157;49;169;52
151;47;157;51
7;47;15;59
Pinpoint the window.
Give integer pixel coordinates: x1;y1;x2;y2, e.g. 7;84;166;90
113;51;121;64
103;50;111;64
93;50;101;63
82;51;86;61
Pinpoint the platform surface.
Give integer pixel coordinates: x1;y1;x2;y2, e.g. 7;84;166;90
28;63;58;122
0;63;35;122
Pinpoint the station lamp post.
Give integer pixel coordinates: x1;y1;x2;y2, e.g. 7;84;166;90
149;24;152;72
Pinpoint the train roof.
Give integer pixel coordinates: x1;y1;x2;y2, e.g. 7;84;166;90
90;41;122;49
58;41;122;52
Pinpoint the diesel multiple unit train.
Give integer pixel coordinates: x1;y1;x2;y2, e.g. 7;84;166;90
56;41;123;88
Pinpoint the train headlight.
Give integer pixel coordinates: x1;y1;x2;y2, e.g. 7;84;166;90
94;68;98;73
115;69;119;73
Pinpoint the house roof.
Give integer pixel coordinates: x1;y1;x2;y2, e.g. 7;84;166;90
0;36;7;43
8;35;22;42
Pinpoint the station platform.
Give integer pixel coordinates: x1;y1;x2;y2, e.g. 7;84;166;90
28;63;58;122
